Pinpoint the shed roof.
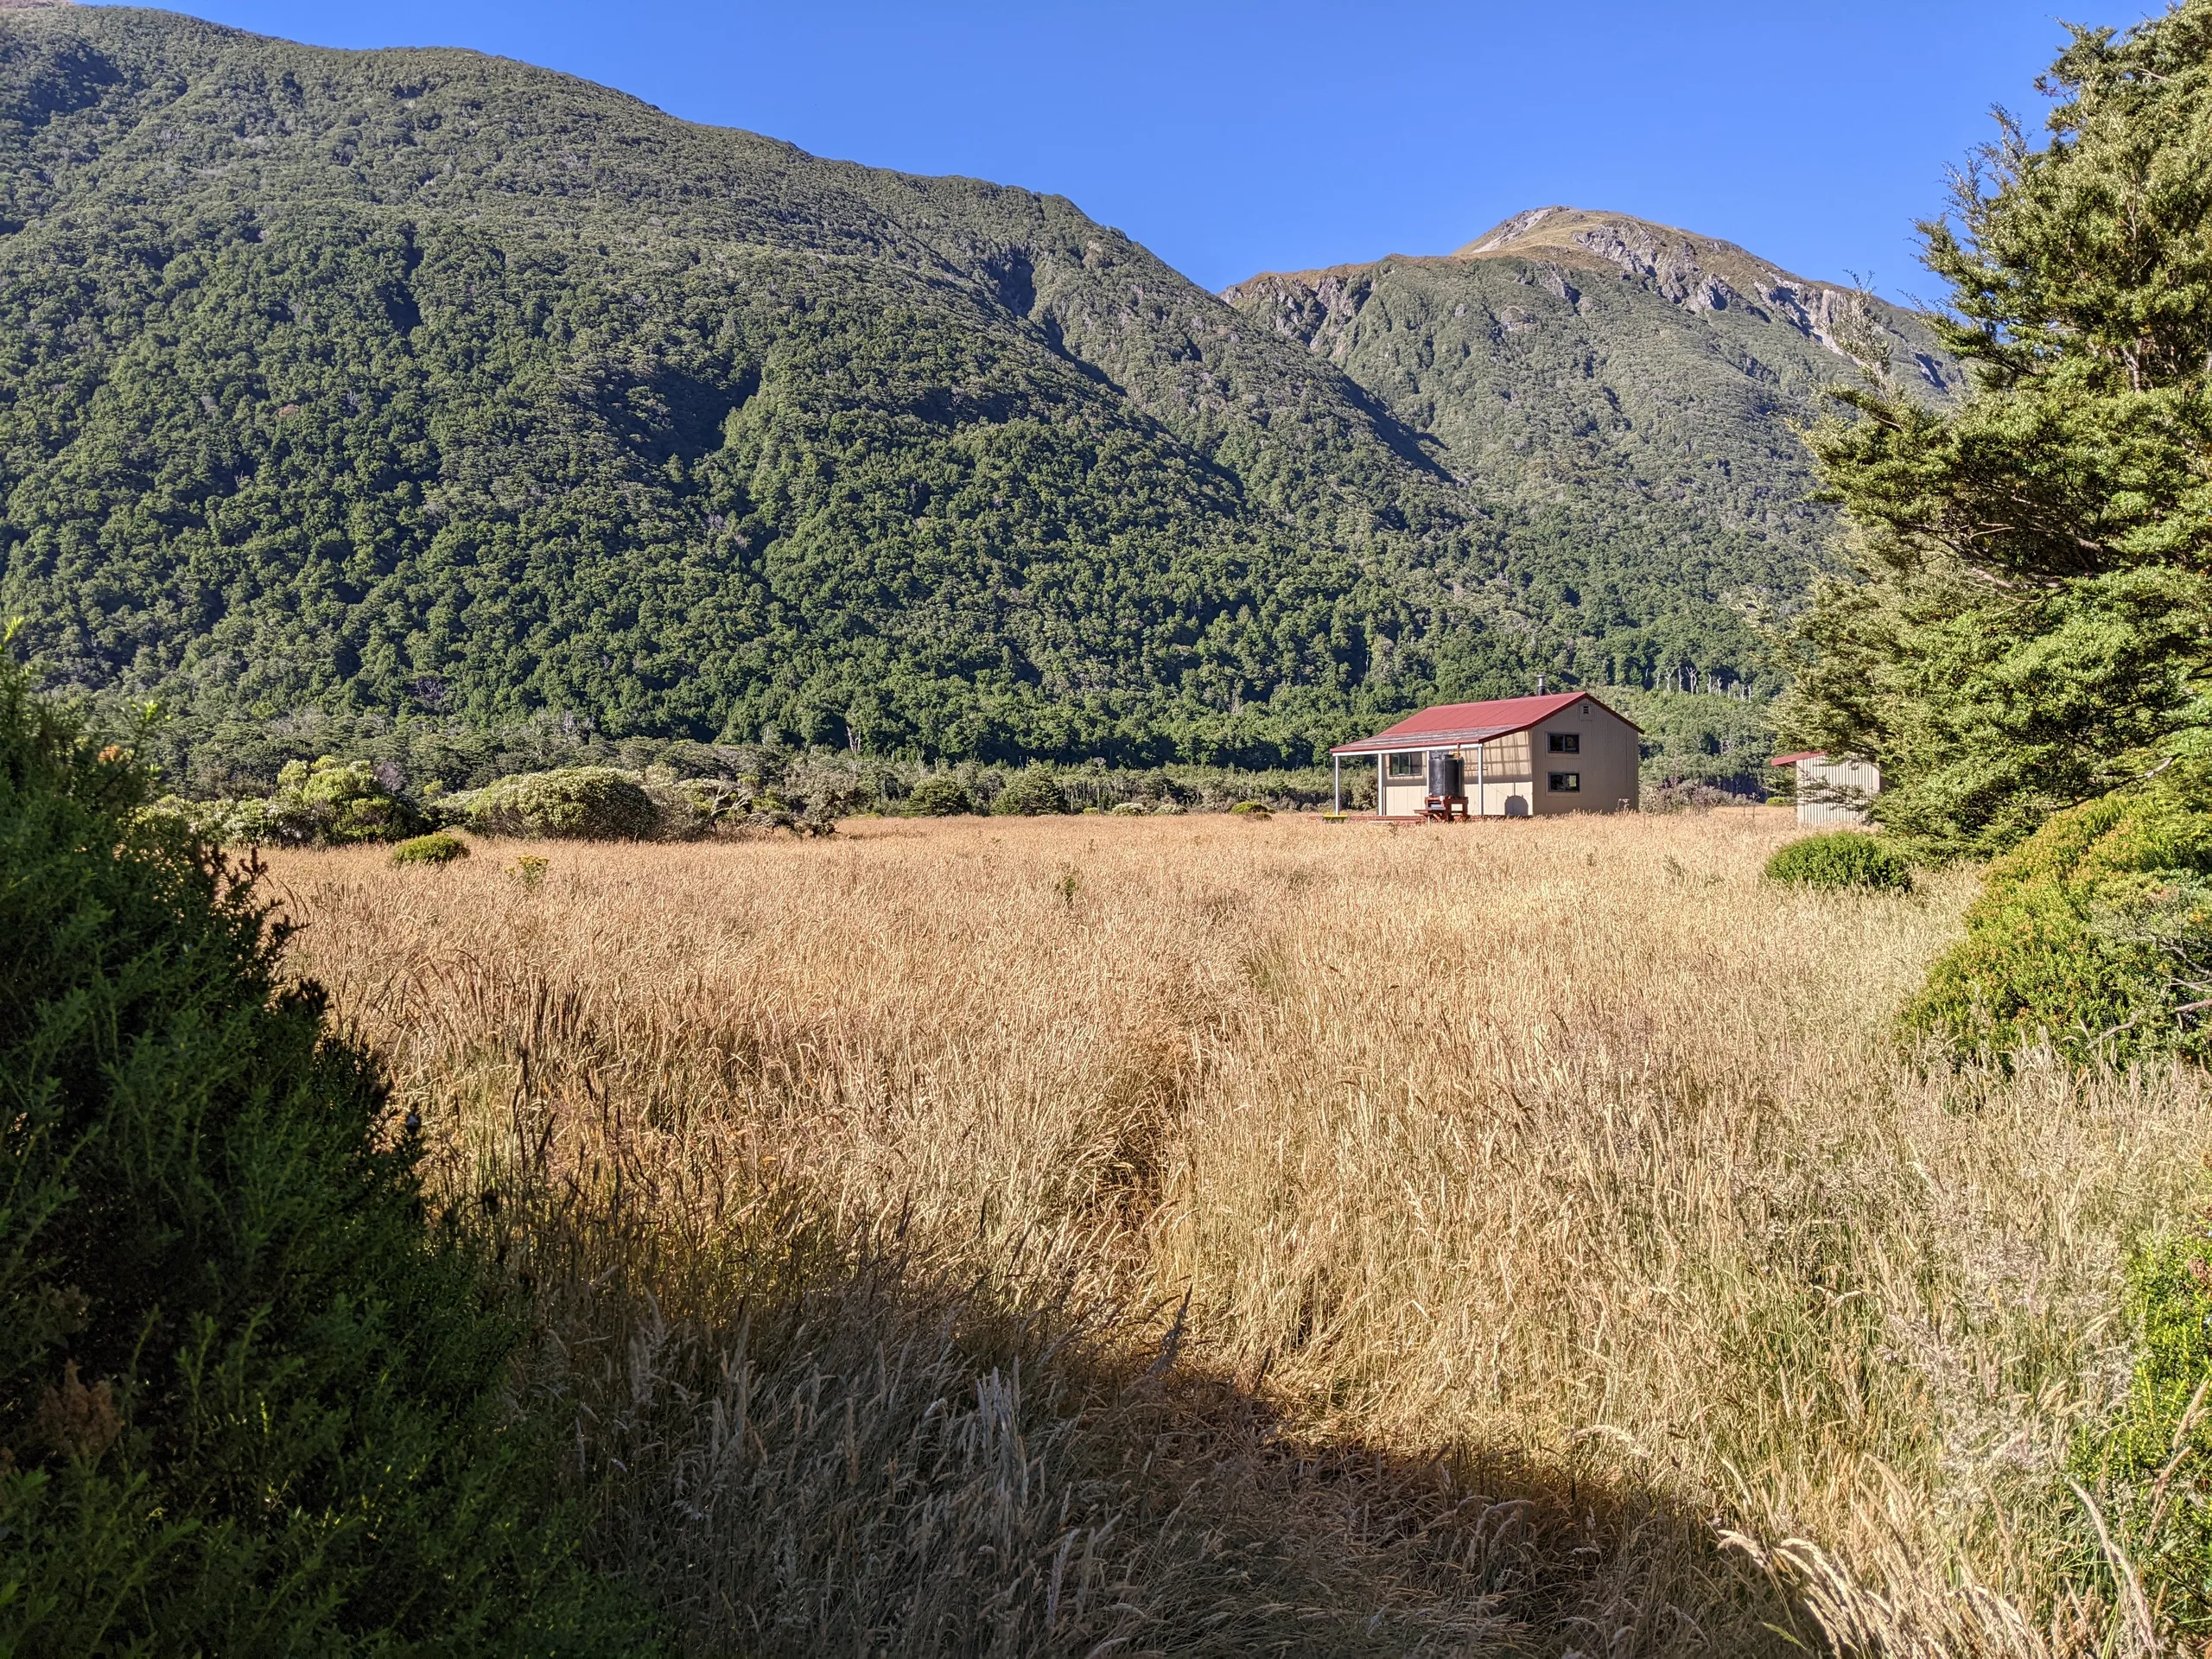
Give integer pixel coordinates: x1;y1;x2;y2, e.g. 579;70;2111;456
1769;751;1826;767
1330;691;1641;756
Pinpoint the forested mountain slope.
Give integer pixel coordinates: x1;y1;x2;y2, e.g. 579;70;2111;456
0;4;1522;763
1224;207;1961;690
0;10;1938;764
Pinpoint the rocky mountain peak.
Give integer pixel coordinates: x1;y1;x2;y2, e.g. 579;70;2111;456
1460;206;1791;287
1455;206;1869;353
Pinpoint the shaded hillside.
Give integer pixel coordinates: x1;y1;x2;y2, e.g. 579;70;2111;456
1224;207;1961;689
0;5;1529;765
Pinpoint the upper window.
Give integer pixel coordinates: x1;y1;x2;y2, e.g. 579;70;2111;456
1548;772;1581;792
1386;752;1425;779
1548;733;1580;753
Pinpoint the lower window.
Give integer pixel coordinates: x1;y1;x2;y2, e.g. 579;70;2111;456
1386;753;1424;779
1548;772;1580;792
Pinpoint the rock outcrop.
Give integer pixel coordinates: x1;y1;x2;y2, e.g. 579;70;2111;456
1454;206;1935;373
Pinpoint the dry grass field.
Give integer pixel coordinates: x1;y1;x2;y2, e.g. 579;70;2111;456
262;810;2212;1657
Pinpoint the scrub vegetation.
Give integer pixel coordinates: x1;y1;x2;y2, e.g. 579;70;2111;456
124;685;1776;851
0;658;620;1654
1764;830;1914;893
389;828;467;865
1905;786;2212;1067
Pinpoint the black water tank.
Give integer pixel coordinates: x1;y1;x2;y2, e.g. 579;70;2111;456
1427;751;1462;796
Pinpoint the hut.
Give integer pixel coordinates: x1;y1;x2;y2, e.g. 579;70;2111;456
1331;692;1641;819
1769;752;1880;827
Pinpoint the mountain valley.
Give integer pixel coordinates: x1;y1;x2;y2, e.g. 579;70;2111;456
0;6;1953;767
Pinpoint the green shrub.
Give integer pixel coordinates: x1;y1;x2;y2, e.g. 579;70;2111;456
139;793;272;847
1109;801;1148;817
1903;789;2212;1065
1764;831;1912;893
391;830;468;866
1229;800;1271;817
991;769;1068;817
245;758;426;846
639;774;720;840
665;776;746;823
461;766;660;840
792;777;867;836
145;777;416;851
0;660;625;1651
2070;1211;2212;1638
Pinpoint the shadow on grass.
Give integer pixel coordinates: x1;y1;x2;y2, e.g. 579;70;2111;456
477;1157;1808;1659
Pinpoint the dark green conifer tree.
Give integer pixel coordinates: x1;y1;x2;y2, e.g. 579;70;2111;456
1791;0;2212;855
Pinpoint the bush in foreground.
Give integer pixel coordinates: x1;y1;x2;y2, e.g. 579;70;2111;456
2071;1211;2212;1641
459;766;660;840
0;661;626;1652
1904;788;2212;1065
1764;831;1912;893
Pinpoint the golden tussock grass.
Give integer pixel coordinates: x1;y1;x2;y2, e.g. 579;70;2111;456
264;810;2211;1656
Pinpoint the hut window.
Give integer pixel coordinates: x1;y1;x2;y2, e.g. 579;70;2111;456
1548;772;1581;792
1548;733;1580;753
1385;753;1424;779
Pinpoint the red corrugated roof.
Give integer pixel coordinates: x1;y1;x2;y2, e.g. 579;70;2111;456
1769;751;1826;767
1330;691;1642;756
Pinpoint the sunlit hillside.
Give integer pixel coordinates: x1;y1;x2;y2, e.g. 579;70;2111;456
1223;208;1961;696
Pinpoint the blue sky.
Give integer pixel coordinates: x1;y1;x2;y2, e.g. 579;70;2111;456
123;2;2147;296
